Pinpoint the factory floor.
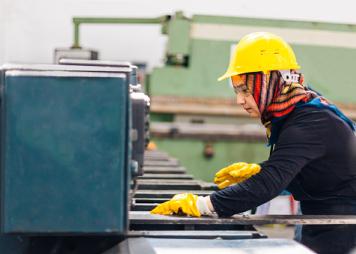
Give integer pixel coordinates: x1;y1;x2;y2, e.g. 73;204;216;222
255;225;296;239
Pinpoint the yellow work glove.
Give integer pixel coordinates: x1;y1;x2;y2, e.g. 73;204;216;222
214;162;261;189
150;193;201;217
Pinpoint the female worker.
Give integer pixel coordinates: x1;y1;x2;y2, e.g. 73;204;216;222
151;32;356;254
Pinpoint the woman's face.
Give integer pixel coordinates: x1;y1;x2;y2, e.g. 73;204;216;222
231;75;261;118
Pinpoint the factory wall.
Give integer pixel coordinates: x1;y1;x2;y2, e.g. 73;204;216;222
0;1;6;63
2;0;356;68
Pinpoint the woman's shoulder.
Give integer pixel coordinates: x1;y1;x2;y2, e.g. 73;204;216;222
279;107;334;138
283;106;353;138
289;106;343;126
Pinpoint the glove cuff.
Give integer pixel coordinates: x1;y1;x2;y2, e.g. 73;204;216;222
196;196;214;216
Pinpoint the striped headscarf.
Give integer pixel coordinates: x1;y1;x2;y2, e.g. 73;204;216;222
239;71;324;137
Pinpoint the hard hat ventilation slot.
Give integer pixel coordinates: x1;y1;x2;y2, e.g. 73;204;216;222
279;70;299;83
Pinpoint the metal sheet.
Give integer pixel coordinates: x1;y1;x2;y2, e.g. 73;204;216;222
133;190;213;198
143;167;187;174
133;198;170;203
131;203;159;211
106;238;315;254
137;174;194;180
130;211;356;225
136;180;203;191
144;151;170;157
128;230;266;239
144;156;177;162
150;238;316;254
136;179;217;191
144;160;179;167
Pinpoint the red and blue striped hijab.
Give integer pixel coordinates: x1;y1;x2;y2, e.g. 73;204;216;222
239;71;355;141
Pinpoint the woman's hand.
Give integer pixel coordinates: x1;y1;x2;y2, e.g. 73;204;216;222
150;193;214;217
214;162;261;189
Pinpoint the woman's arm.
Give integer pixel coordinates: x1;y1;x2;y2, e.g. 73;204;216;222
210;117;326;217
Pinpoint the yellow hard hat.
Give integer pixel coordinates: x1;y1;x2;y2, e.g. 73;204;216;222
218;32;300;81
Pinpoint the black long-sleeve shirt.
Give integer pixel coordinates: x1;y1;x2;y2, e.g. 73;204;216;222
210;106;356;217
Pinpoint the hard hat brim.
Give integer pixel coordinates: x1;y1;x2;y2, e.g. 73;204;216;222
217;71;239;82
217;65;301;82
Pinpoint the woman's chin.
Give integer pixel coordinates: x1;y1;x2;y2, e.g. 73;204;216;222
248;111;260;118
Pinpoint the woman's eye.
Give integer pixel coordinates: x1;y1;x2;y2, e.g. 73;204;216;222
233;85;249;95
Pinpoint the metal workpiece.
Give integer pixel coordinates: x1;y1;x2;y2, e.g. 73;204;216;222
135;179;217;191
135;155;216;192
137;174;194;180
132;190;214;199
133;198;170;204
143;156;178;162
144;152;172;159
143;159;180;167
105;238;315;254
144;154;178;162
127;230;266;239
130;211;356;226
144;151;170;157
143;167;187;174
130;204;160;212
129;212;253;231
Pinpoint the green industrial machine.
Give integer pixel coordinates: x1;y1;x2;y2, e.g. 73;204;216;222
1;64;132;233
57;12;356;181
0;63;138;253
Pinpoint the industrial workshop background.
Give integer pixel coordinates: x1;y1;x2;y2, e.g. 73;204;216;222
2;0;356;188
1;1;356;253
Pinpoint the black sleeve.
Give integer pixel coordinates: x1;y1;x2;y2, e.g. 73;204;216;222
210;118;326;217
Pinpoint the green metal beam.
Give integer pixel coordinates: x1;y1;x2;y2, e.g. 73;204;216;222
193;15;356;32
72;16;169;48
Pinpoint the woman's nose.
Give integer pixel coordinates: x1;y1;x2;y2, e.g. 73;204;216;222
236;93;245;105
